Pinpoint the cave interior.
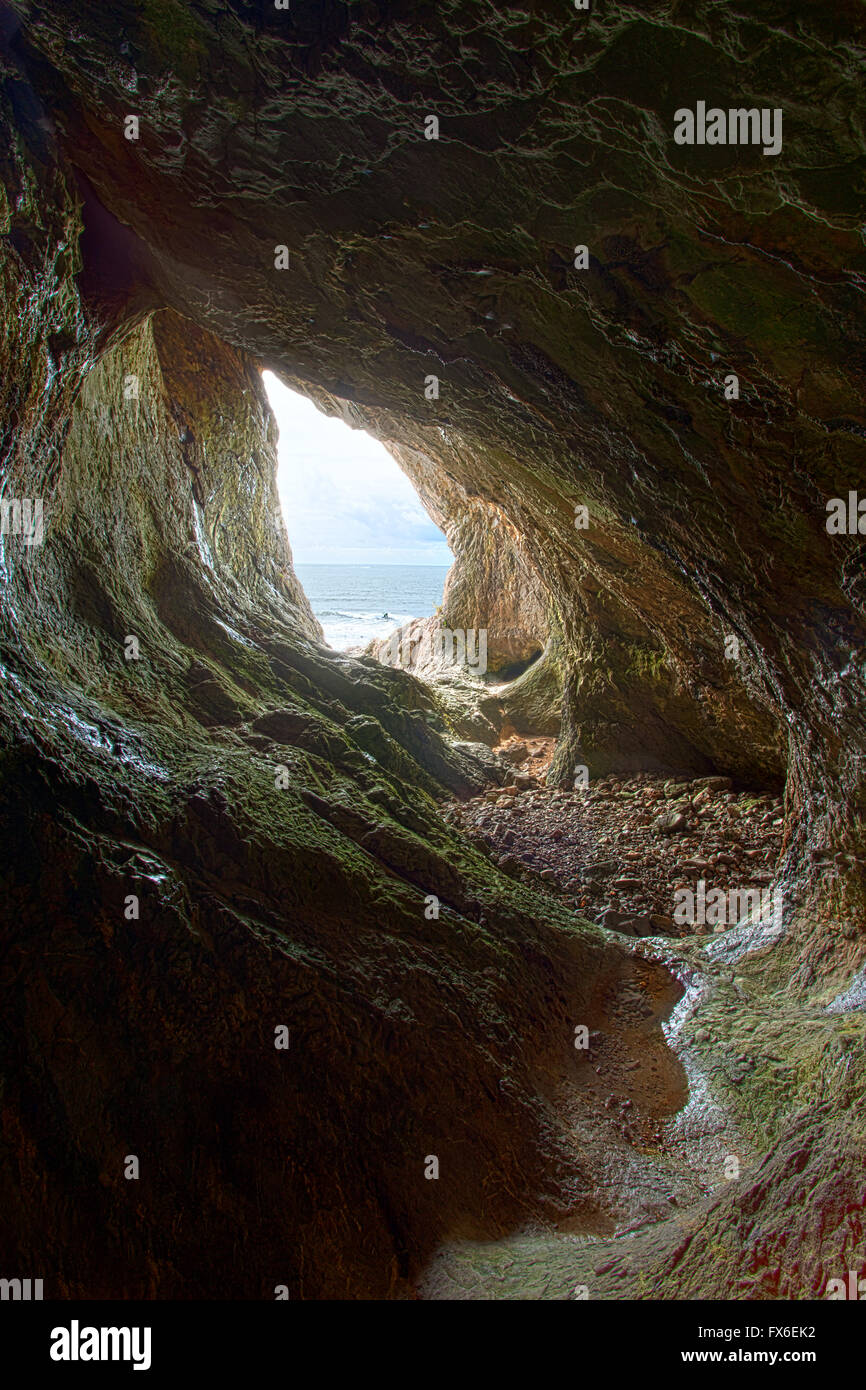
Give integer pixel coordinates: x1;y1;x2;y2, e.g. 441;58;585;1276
0;0;864;1301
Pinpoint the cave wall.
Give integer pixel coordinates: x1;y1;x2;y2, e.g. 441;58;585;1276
0;0;864;1302
0;73;635;1294
384;441;551;676
4;0;861;912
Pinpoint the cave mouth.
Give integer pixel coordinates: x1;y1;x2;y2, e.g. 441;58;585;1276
262;369;454;655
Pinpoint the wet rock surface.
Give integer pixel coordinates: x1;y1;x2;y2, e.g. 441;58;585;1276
421;851;866;1302
8;0;865;844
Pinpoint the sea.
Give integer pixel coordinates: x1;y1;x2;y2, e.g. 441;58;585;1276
295;564;450;652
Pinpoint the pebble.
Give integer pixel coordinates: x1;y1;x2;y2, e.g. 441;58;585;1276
445;770;783;938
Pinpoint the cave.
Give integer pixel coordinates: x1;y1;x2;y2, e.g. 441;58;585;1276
0;0;864;1313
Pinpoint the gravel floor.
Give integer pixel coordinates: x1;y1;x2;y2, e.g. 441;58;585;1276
445;739;784;938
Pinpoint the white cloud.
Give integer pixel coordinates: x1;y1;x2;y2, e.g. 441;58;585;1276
263;370;453;565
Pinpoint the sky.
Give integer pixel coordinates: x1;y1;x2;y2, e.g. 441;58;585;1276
263;370;453;566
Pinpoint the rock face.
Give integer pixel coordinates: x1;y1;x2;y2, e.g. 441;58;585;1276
372;442;550;678
0;272;617;1297
9;1;864;836
0;1;864;1301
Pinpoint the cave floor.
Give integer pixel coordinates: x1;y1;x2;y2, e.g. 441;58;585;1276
418;926;745;1299
421;769;862;1300
419;909;849;1300
446;765;783;936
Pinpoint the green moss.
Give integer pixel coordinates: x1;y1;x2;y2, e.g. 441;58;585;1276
687;263;831;363
135;0;208;82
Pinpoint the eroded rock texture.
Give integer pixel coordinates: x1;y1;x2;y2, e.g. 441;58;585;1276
0;0;864;1301
0;232;617;1297
370;442;550;679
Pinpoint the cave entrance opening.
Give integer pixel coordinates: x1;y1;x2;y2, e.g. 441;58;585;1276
260;368;557;769
262;370;453;656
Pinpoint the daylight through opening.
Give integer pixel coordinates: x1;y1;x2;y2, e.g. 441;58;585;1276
263;370;453;654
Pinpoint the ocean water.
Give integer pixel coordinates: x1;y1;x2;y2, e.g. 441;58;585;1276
295;564;450;652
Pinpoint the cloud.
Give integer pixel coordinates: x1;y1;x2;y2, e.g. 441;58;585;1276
263;371;453;565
